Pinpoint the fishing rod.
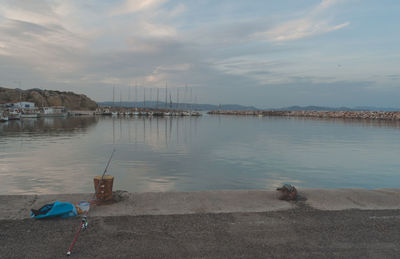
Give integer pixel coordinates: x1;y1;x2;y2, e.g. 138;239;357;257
66;148;116;256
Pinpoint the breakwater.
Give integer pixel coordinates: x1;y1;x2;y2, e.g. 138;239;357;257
208;110;400;120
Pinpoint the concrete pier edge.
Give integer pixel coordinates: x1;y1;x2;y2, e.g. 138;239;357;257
1;188;400;220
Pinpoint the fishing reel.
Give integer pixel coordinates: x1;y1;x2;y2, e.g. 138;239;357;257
81;216;88;231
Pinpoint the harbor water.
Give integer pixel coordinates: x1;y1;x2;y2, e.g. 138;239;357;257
0;115;399;195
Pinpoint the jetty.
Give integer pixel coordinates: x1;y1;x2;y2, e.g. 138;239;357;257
208;110;400;121
2;189;400;258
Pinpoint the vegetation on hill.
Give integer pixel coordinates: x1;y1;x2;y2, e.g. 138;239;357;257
0;87;98;110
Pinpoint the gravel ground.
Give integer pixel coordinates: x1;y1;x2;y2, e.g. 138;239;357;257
1;203;400;258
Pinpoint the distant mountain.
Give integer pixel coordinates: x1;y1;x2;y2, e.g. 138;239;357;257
97;101;258;111
276;106;400;112
352;106;400;111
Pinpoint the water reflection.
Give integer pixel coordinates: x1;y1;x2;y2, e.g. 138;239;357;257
107;116;201;148
285;116;400;129
0;116;98;135
1;115;400;195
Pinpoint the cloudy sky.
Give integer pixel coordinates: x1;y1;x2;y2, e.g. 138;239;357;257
0;0;399;108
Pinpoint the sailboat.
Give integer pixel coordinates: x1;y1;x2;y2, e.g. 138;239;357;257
0;110;8;122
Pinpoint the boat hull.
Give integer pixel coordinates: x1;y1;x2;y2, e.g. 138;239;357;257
21;114;39;118
40;113;68;117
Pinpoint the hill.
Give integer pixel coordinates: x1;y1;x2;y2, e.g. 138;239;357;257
0;87;98;110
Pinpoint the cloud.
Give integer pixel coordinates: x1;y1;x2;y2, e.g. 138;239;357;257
140;21;177;38
254;0;350;42
111;0;167;16
0;0;58;25
168;3;185;18
0;1;94;78
260;20;350;42
0;0;398;108
144;63;191;83
0;19;89;74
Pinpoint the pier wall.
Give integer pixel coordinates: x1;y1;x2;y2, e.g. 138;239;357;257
2;189;400;220
3;189;400;258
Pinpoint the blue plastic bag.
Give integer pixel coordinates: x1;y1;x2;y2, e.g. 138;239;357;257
30;201;77;219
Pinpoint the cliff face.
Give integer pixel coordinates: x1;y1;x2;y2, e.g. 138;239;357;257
0;87;98;110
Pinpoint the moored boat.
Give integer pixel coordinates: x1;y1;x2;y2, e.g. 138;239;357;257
101;108;112;115
190;111;202;116
41;107;68;117
0;114;8;122
20;113;39;118
8;109;21;120
21;109;40;118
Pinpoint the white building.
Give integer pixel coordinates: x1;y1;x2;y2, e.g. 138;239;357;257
8;102;35;109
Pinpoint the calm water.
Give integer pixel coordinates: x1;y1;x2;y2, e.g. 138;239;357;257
0;115;400;195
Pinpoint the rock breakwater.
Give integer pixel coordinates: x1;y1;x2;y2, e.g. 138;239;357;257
208;110;400;120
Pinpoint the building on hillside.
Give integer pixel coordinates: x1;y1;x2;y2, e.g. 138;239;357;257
4;102;35;109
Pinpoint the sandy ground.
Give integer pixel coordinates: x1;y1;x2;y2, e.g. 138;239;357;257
2;189;400;258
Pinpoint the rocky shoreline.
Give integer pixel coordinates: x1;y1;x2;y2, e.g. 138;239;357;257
208;110;400;120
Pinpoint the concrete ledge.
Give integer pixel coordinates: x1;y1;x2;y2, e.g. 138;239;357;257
1;188;400;220
303;188;400;210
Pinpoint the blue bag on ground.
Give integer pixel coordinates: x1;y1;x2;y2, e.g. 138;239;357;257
30;201;77;219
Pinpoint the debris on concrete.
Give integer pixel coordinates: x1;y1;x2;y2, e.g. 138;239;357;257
277;184;298;201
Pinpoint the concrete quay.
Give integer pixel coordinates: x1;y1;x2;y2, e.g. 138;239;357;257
2;189;400;258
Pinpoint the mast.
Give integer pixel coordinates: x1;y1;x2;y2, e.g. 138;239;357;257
113;85;115;107
190;86;193;112
150;88;152;108
185;84;188;111
135;82;137;108
165;81;168;109
18;81;22;107
156;88;159;109
119;87;122;108
143;87;146;108
128;83;131;108
177;88;179;110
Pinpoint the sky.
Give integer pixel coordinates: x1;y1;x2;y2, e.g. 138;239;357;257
0;0;399;108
